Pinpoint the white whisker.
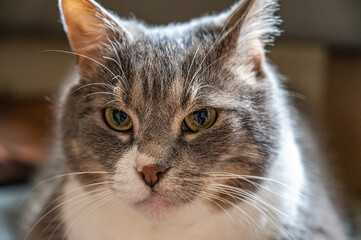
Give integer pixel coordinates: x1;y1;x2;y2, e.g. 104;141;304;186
40;50;117;77
209;185;282;228
206;172;305;198
202;191;259;228
71;83;115;95
41;187;114;238
211;183;287;217
186;40;204;84
17;171;111;209
79;91;121;104
26;184;114;240
103;56;127;87
197;190;236;225
61;192;114;240
107;38;129;83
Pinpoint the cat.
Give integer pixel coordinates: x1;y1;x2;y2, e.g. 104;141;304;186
23;0;347;239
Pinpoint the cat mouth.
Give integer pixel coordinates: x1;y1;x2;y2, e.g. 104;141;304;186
135;192;174;218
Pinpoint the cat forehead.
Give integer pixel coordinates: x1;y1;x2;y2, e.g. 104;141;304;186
111;18;222;65
100;37;228;102
83;19;256;112
122;17;221;47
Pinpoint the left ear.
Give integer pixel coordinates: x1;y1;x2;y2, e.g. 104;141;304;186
59;0;132;75
216;0;280;74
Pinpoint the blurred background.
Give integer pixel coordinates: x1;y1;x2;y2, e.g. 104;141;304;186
0;0;360;239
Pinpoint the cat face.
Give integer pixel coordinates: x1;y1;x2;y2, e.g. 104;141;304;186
59;0;280;218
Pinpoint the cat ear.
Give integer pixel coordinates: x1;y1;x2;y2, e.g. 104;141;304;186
59;0;131;73
214;0;280;74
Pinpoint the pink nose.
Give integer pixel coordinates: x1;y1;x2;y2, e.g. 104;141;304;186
137;165;167;188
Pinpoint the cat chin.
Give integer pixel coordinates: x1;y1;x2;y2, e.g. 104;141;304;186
134;192;177;220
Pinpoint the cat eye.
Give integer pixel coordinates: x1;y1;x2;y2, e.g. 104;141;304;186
183;108;217;132
104;108;133;132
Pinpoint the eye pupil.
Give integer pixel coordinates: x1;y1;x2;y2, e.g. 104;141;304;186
113;110;127;125
193;109;208;126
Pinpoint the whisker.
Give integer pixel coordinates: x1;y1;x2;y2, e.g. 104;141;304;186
40;50;117;77
203;192;251;227
70;82;116;95
83;91;120;98
203;191;260;229
25;185;113;240
207;172;305;197
197;191;236;225
213;177;300;201
61;192;114;240
103;56;128;87
40;186;114;238
180;191;206;218
186;40;205;84
186;65;203;96
208;184;297;238
78;91;121;104
104;99;123;107
209;186;273;232
211;183;287;217
206;172;261;191
197;56;225;79
209;185;281;229
188;84;222;99
107;38;129;83
50;190;114;240
17;171;111;209
45;180;116;213
186;56;225;97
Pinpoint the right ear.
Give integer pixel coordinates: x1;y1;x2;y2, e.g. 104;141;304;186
59;0;131;74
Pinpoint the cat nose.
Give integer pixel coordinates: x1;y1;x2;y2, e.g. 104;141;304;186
137;165;167;188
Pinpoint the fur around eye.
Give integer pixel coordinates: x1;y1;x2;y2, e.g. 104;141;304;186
183;108;217;132
104;108;133;131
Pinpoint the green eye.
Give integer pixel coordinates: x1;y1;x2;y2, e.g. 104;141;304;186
183;108;217;132
104;108;133;132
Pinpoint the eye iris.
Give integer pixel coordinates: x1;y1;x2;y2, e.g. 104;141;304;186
193;109;209;126
183;108;216;132
104;108;133;131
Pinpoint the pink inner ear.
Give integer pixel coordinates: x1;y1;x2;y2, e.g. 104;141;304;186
68;25;105;54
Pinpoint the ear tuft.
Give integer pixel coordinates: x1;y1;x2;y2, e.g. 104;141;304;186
235;0;281;47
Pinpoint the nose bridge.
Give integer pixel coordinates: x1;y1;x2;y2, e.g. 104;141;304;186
135;103;176;161
137;133;171;162
136;119;173;160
